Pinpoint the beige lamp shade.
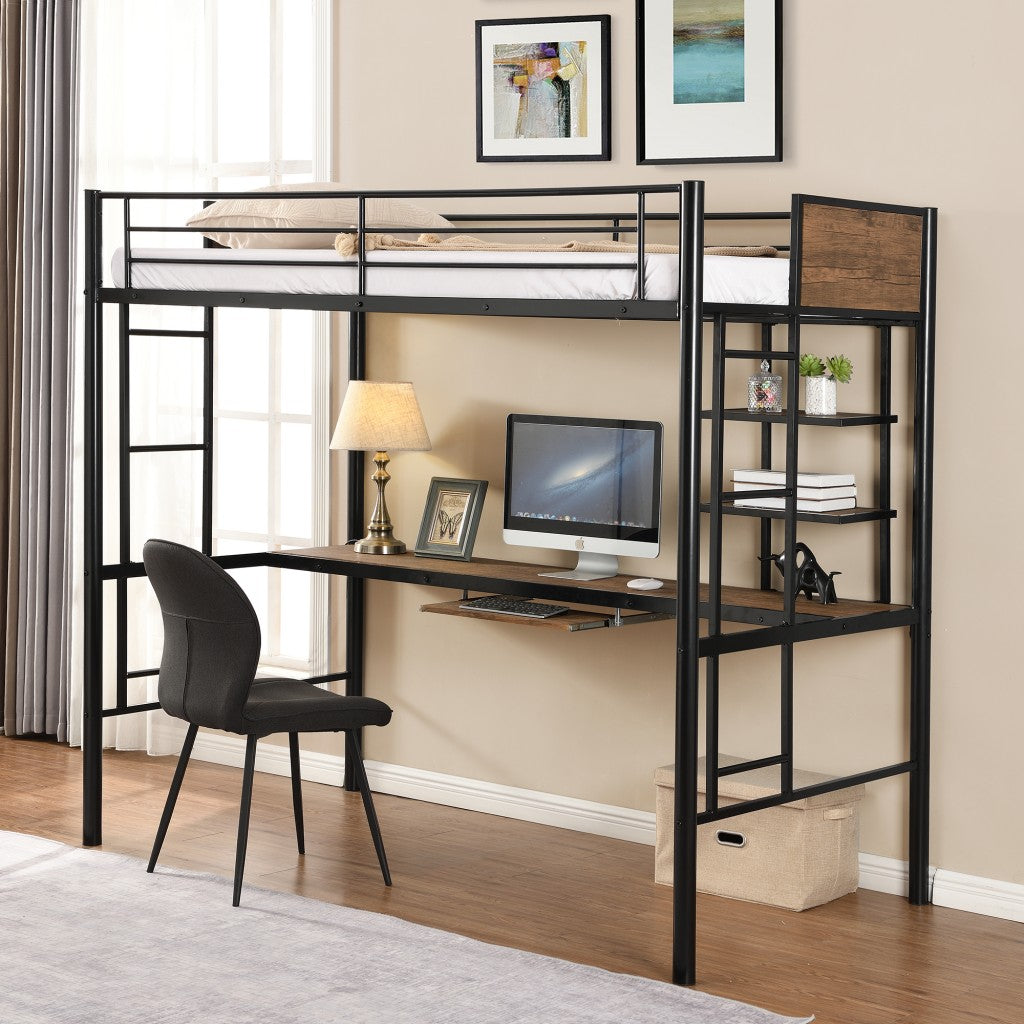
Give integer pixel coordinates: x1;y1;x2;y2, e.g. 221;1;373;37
330;381;431;452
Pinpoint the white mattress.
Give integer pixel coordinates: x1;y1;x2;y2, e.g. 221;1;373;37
111;247;790;306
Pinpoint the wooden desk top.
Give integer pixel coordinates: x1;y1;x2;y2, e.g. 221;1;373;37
272;545;909;624
271;545;677;612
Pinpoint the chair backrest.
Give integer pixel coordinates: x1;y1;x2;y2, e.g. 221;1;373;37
142;539;261;733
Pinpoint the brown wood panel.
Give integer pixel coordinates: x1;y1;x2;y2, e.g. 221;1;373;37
421;599;667;631
798;201;923;313
3;738;1022;1024
282;545;905;621
710;583;905;620
282;545;677;602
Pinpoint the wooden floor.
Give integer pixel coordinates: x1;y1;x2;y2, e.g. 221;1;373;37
1;737;1021;1024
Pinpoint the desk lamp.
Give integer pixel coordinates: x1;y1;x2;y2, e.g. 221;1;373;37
330;381;431;555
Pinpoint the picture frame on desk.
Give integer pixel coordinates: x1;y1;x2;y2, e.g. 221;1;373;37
414;478;488;561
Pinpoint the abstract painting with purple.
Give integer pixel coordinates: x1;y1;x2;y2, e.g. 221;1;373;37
492;39;589;140
673;0;745;104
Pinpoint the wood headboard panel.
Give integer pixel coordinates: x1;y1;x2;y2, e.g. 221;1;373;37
795;197;925;315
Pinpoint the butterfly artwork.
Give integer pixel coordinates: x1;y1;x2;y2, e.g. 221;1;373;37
436;508;465;542
415;478;488;561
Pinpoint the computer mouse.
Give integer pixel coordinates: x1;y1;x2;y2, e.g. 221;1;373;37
626;577;663;590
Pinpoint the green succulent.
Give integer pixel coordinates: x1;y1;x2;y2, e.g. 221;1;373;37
825;354;854;384
798;353;825;377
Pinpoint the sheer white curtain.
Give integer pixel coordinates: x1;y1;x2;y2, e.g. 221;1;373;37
70;0;329;754
71;0;207;752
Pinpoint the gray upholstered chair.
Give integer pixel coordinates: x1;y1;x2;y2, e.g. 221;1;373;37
142;538;393;905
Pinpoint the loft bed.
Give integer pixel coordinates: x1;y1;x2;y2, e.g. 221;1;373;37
82;182;937;986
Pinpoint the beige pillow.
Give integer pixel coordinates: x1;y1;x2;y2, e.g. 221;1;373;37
186;182;454;249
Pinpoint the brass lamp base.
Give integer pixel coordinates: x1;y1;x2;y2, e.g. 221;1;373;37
355;450;406;555
353;531;406;555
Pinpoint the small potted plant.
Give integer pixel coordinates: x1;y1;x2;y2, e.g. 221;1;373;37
799;353;853;416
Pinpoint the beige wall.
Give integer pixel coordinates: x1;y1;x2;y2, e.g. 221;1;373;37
323;1;1024;885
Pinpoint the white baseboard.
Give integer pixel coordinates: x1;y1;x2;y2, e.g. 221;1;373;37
181;731;1024;925
931;867;1024;923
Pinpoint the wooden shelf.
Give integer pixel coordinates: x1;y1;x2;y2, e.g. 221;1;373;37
420;600;668;632
705;583;906;621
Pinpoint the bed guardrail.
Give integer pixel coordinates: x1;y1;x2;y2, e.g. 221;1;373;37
94;184;792;308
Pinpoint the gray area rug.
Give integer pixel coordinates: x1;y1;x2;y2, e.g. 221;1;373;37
1;830;812;1024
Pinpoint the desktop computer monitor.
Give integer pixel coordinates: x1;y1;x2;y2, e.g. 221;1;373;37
503;413;663;581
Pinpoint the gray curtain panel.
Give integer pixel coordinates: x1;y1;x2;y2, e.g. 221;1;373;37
0;0;80;739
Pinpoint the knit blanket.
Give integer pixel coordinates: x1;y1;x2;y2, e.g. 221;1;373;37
333;232;779;259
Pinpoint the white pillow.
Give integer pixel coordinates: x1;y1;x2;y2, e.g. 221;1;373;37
186;182;454;249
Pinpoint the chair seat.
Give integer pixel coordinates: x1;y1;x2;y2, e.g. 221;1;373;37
242;678;392;737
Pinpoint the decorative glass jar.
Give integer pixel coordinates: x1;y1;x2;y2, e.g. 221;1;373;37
748;359;782;413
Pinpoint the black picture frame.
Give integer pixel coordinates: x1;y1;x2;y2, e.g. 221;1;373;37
476;15;611;163
636;0;782;164
414;478;489;561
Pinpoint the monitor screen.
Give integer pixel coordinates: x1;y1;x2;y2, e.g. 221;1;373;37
503;415;662;555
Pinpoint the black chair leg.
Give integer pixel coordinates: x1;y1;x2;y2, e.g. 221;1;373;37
148;722;199;873
346;730;392;886
288;732;305;855
232;735;258;907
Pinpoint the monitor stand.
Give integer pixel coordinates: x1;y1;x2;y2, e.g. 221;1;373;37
538;551;619;582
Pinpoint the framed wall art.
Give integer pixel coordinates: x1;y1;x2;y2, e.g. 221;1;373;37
636;0;782;164
414;478;488;561
476;15;611;162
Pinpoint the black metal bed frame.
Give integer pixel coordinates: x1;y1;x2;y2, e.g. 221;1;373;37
82;181;937;986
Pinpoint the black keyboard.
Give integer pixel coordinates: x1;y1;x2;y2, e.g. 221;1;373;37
459;595;569;619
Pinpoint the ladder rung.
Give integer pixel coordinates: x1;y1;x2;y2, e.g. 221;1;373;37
716;754;788;778
128;329;208;338
128;443;206;454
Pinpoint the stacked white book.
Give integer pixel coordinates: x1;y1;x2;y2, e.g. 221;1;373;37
732;469;857;512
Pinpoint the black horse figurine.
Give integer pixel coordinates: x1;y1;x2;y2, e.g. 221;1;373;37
760;542;840;605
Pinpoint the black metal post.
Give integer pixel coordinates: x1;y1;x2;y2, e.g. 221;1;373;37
704;314;727;814
202;306;215;554
778;318;801;794
909;209;937;905
758;323;774;590
83;190;104;846
672;180;703;987
344;309;367;791
116;304;130;711
636;191;646;302
878;325;892;604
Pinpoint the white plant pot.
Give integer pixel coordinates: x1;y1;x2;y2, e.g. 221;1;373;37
805;376;837;416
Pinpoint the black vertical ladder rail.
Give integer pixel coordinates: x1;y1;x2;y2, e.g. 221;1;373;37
909;208;937;905
635;191;646;301
758;323;775;590
344;309;367;792
704;313;728;816
779;316;801;796
116;301;131;712
83;190;104;846
116;198;133;713
201;219;217;556
672;179;704;988
878;325;893;604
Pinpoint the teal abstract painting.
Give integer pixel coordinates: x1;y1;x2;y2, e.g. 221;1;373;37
673;0;745;104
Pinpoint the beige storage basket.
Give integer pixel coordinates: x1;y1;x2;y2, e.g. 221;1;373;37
655;754;865;911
